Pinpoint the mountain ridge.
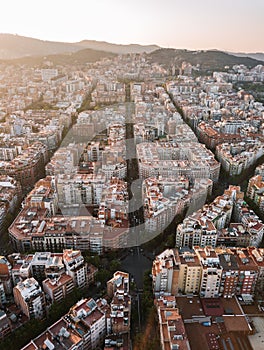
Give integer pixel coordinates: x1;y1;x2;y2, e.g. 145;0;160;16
77;39;159;54
148;48;264;71
0;33;159;59
227;51;264;62
0;48;117;66
0;34;263;69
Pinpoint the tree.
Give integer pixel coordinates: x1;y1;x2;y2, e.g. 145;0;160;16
109;259;121;273
85;254;101;268
95;269;111;286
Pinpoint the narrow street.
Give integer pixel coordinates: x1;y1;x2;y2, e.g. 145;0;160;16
125;81;145;253
122;87;153;336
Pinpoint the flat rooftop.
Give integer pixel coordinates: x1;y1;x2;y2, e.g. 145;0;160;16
248;317;264;350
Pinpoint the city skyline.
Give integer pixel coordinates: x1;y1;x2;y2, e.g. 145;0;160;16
1;3;264;348
0;0;264;53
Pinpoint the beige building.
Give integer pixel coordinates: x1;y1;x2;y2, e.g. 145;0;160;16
42;273;74;303
195;247;222;298
178;249;202;295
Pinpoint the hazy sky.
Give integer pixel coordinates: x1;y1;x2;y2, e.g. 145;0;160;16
1;0;263;52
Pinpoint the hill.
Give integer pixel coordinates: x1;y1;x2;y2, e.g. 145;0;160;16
148;49;263;71
0;34;79;59
0;34;159;59
1;48;116;66
77;40;159;54
1;34;261;69
229;52;264;62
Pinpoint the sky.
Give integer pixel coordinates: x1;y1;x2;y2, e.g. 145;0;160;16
0;0;263;52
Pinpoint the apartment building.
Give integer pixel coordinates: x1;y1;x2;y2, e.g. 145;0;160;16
9;206;128;253
42;273;74;303
216;142;264;176
255;163;264;179
166;117;198;143
152;249;181;295
0;256;12;305
155;295;190;350
30;252;65;282
21;297;107;350
25;176;58;216
137;141;220;183
110;290;131;335
56;173;105;207
0;282;6;306
108;124;126;146
195;246;222;298
218;251;240;298
45;143;82;176
84;142;100;162
63;249;88;288
13;277;46;319
71;298;106;349
248;247;264;300
0;143;22;161
247;175;264;213
101;150;127;180
98;177;128;226
144;176;191;233
21;315;85;350
232;248;259;296
107;271;129;298
102;226;128;252
176;216;218;248
72;121;95;138
41;69;58;82
196;121;243;150
91;81;126;105
9;250;97;297
233;198;264;246
178;249;202;295
105;271;131;348
104;334;130;350
0;142;48;193
9;253;32;285
0;175;21;229
0;310;11;340
217;223;251;247
176;185;264;249
153;246;262;299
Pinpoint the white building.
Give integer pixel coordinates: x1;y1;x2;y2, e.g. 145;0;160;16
13;277;46;319
41;69;58;82
152;249;180;295
195;247;222;298
63;249;88;288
